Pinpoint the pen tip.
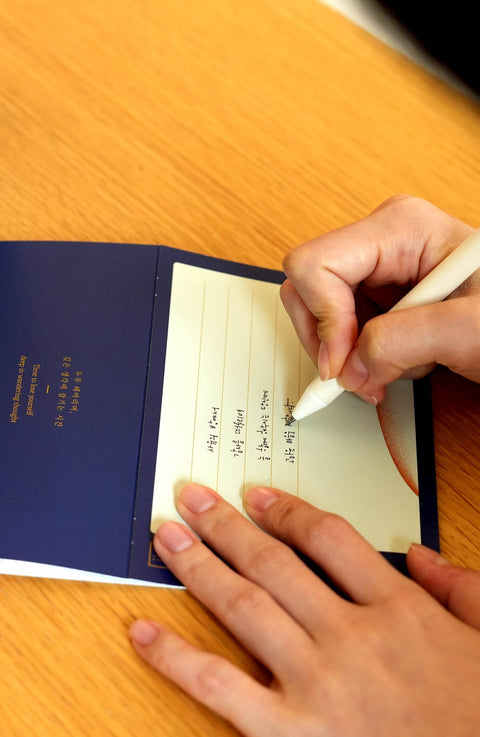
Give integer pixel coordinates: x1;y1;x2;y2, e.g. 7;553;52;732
285;414;296;426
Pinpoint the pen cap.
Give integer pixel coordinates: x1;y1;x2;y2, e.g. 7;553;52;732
292;377;344;420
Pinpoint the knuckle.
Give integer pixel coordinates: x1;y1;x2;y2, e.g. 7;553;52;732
267;493;304;531
377;193;414;210
359;316;389;365
279;278;294;306
226;582;270;617
283;240;322;282
282;245;304;278
357;315;404;380
266;496;356;552
304;511;354;549
373;193;423;219
248;541;295;579
176;547;212;590
204;504;238;538
148;630;184;675
376;588;430;641
192;658;232;704
315;306;339;337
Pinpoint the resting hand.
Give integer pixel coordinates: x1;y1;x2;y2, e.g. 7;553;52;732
130;484;480;736
281;195;480;404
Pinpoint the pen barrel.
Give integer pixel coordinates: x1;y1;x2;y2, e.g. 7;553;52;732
390;228;480;312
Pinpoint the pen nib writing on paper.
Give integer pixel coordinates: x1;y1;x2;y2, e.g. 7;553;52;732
283;397;296;426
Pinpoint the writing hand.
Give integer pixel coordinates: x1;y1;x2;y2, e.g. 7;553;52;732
281;195;480;404
130;483;480;736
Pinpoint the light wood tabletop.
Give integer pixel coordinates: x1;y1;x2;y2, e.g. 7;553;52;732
1;0;480;734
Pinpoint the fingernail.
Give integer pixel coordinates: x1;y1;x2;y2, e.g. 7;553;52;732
356;392;378;406
179;483;217;513
343;350;369;390
156;521;194;552
130;620;159;647
245;486;280;511
408;543;451;566
318;341;330;381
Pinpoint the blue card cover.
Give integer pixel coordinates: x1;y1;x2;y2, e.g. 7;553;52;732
0;242;438;585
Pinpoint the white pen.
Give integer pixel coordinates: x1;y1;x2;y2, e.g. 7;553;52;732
286;228;480;424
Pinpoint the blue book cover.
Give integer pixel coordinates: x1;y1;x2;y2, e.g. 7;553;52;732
0;242;438;586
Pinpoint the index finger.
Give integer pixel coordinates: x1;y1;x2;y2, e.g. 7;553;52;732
245;486;408;604
281;195;471;377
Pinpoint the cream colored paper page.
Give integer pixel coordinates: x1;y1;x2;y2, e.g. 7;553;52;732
151;262;420;553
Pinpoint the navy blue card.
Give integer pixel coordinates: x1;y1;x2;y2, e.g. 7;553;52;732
0;242;438;585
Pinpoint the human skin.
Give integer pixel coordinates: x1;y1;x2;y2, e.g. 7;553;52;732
280;194;480;405
130;483;480;736
130;197;480;734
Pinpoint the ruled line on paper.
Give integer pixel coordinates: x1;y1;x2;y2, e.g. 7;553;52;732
242;288;255;513
296;343;302;497
190;279;207;484
217;285;230;491
270;292;279;491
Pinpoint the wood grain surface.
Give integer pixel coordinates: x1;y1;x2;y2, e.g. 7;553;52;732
1;0;480;734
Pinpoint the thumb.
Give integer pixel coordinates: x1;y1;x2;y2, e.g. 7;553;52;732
339;296;480;400
407;544;480;630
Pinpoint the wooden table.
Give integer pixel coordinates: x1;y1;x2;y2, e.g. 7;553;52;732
1;1;480;734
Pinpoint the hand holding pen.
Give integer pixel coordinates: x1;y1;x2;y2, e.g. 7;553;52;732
131;198;480;737
281;195;480;420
